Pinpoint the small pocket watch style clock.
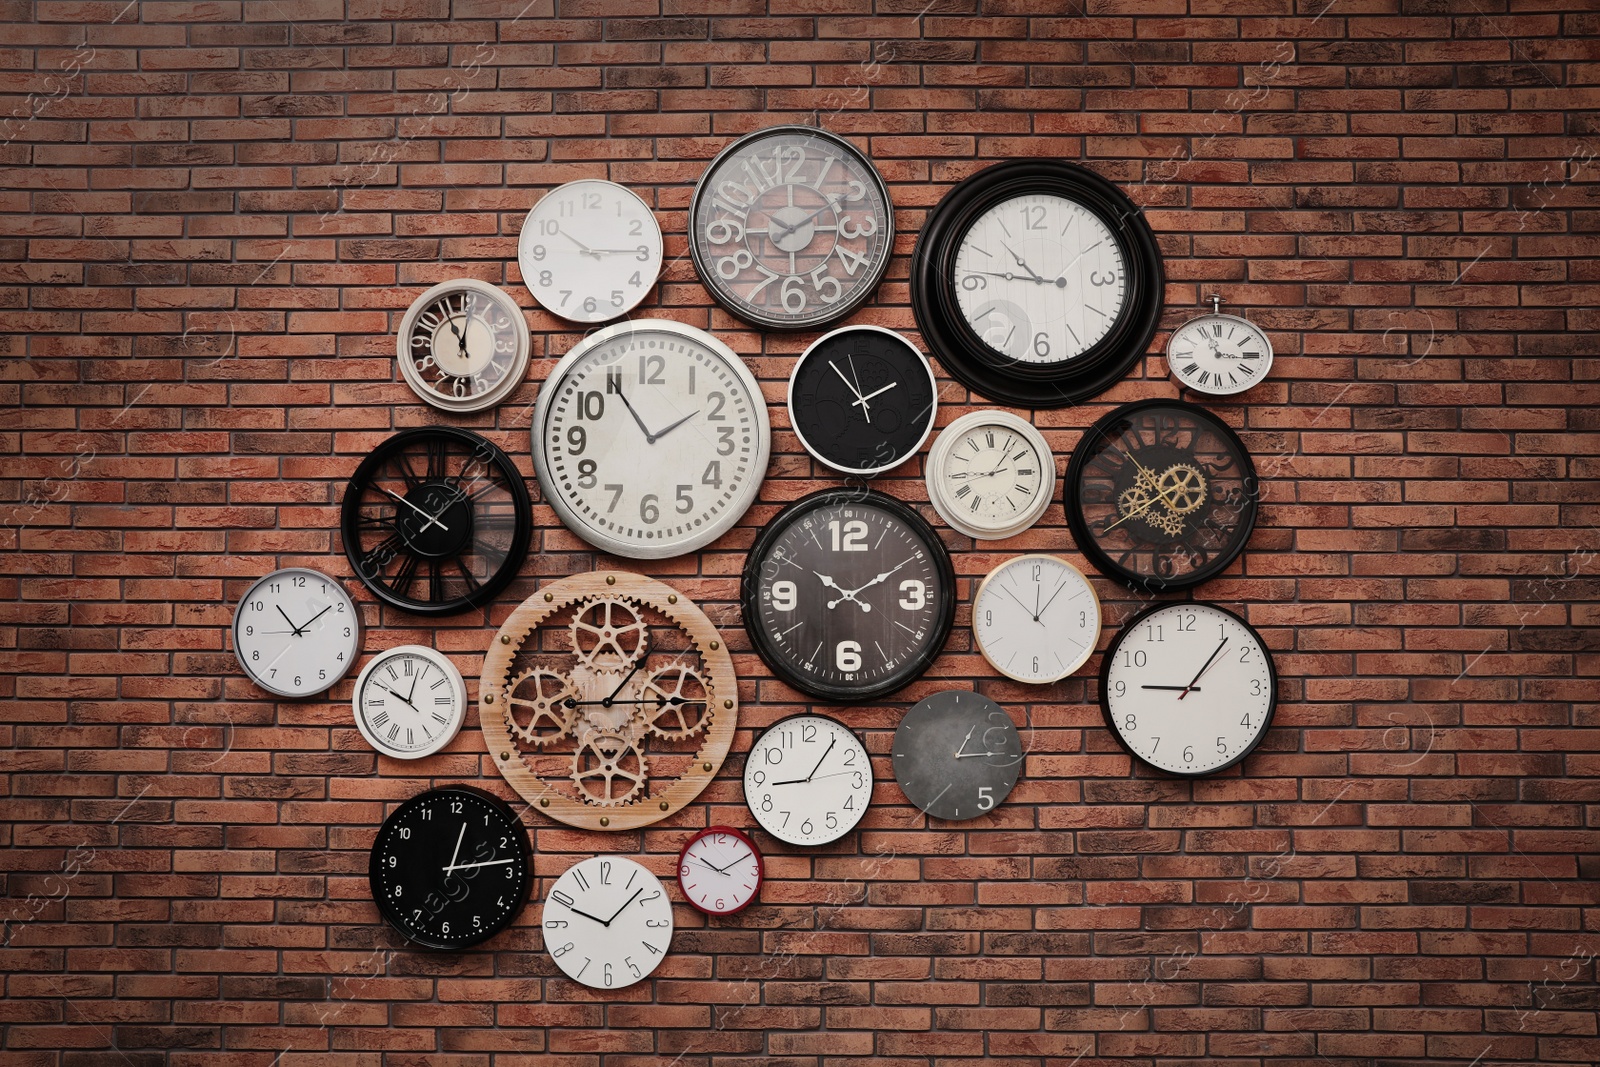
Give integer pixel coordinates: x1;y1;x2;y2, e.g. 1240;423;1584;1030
677;826;763;916
518;179;663;323
352;645;467;759
396;279;530;413
743;714;872;846
541;855;673;989
369;785;532;950
1100;602;1276;777
910;159;1164;408
1064;399;1259;594
972;555;1100;684
892;690;1021;821
787;325;938;477
1166;295;1273;396
925;410;1055;540
232;567;362;698
689;125;894;330
341;426;532;617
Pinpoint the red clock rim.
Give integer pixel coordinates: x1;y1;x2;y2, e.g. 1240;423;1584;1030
676;824;764;916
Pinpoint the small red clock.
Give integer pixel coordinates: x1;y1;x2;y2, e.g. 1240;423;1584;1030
676;825;763;916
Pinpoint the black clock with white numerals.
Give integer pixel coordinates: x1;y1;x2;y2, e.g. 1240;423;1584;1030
892;690;1022;821
741;488;956;703
787;325;938;477
369;785;532;950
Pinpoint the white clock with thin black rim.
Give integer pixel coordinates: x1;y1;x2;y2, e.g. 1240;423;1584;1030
926;410;1055;540
352;645;467;759
1165;300;1273;396
519;179;663;324
530;319;771;559
540;855;673;990
743;713;872;846
232;568;362;699
396;278;531;414
973;554;1100;684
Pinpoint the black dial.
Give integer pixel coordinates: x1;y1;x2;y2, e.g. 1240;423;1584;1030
787;325;938;477
892;690;1022;821
1064;399;1259;593
341;427;532;616
368;785;532;950
741;488;955;703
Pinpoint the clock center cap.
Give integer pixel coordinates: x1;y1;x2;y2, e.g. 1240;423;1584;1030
767;205;818;253
397;482;473;559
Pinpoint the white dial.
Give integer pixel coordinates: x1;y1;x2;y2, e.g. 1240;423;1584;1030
352;645;466;759
973;555;1100;684
926;410;1055;540
1166;311;1273;396
519;179;663;323
743;714;872;846
232;568;361;699
953;192;1127;364
396;279;530;413
1102;603;1276;776
531;319;770;559
540;856;673;989
677;826;762;916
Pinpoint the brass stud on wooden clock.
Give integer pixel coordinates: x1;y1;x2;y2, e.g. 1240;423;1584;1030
544;592;554;602
501;635;510;644
599;816;609;827
605;575;615;585
483;692;493;704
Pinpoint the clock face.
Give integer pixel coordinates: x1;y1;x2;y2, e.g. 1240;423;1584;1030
677;826;763;916
368;786;532;950
891;691;1022;821
531;320;770;559
787;326;938;476
925;409;1055;541
1101;602;1276;776
1065;399;1260;594
396;279;530;413
972;555;1100;684
352;645;466;759
518;179;663;323
341;427;532;616
689;125;894;330
740;488;956;704
541;856;673;989
743;714;872;846
232;568;361;698
1166;311;1274;396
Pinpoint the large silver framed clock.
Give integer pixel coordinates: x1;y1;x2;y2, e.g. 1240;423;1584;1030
530;319;771;559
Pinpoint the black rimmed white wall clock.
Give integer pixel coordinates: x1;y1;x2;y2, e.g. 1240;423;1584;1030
787;325;938;477
741;488;956;703
341;426;532;616
1064;399;1259;594
910;160;1164;408
743;713;872;846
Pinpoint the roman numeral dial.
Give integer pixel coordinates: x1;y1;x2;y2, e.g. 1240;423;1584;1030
1166;309;1274;396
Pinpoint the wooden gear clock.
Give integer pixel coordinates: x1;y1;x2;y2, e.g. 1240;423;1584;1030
479;572;738;831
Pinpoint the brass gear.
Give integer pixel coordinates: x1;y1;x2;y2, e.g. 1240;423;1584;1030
1156;463;1207;515
570;731;647;807
502;667;576;746
569;596;649;671
1146;508;1187;537
640;662;712;741
1117;484;1154;519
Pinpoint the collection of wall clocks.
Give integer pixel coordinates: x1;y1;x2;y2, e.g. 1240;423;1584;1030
786;325;938;477
925;409;1055;540
744;713;874;845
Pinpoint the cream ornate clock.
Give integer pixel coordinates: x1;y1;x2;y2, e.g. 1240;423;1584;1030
1165;296;1273;396
479;572;738;831
925;410;1055;540
540;855;673;989
973;554;1100;684
352;645;466;759
396;279;530;413
519;179;663;323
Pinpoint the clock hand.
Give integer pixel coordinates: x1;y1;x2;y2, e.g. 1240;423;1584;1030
443;311;469;357
599;658;644;707
835;557;914;603
771;767;862;786
689;856;731;877
298;604;333;630
1178;637;1229;701
559;230;602;260
798;736;836;785
614;388;661;445
997;241;1050;285
768;194;842;240
371;681;422;712
648;407;701;442
1141;685;1203;691
813;571;867;612
602;887;644;926
959;267;1046;286
276;605;306;637
564;904;614;927
952;723;978;758
1034;577;1075;619
445;821;466;874
1049;240;1102;286
405;662;427;705
953;750;1014;759
563;696;708;709
828;359;870;424
851;380;897;409
376;484;449;533
995;581;1044;625
442;857;516;872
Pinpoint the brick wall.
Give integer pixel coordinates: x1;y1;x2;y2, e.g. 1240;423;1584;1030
3;1;1598;1063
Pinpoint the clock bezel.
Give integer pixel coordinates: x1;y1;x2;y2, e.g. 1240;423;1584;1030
786;324;939;477
1098;600;1278;778
742;713;873;847
518;178;664;324
676;824;764;916
925;409;1056;541
396;278;531;414
909;159;1164;409
351;644;467;760
231;566;363;699
1165;310;1275;397
971;553;1101;684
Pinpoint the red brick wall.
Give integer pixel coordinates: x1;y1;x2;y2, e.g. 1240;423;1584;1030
3;1;1598;1063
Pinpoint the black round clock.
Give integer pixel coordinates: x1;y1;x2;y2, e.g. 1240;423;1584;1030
1064;399;1259;593
369;785;532;950
741;488;956;703
787;325;938;476
910;159;1164;409
341;426;532;616
892;690;1022;821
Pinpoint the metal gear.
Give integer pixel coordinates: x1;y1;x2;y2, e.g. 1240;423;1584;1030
1156;463;1207;515
502;667;577;746
1118;484;1154;519
570;731;647;807
640;662;712;741
569;596;649;671
1146;508;1187;537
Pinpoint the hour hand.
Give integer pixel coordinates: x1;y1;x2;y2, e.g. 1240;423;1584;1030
615;389;658;444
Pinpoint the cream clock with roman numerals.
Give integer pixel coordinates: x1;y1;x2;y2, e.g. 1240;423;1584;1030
352;645;466;759
1166;297;1273;396
926;410;1055;541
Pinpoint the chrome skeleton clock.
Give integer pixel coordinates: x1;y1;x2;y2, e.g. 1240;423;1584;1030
531;320;770;559
541;856;673;989
1101;602;1276;776
925;410;1055;540
972;554;1100;685
232;567;362;698
519;179;663;323
1166;296;1273;396
892;690;1022;821
744;714;872;846
690;125;894;330
397;279;531;413
352;645;467;759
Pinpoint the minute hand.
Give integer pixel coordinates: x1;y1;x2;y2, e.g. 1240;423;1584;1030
839;558;912;600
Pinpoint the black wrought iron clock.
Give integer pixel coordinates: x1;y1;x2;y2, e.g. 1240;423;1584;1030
910;160;1164;408
1064;399;1259;593
340;426;532;616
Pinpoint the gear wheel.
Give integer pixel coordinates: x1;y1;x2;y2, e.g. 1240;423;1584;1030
640;663;713;741
569;596;648;671
503;667;577;746
1145;508;1187;537
570;732;647;806
1118;484;1154;519
1156;463;1207;515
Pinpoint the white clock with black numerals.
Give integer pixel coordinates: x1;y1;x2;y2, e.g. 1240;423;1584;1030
540;856;673;990
519;179;663;323
1101;602;1277;777
1166;298;1273;396
973;555;1100;685
743;714;873;846
530;319;770;559
352;645;466;759
232;568;362;699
